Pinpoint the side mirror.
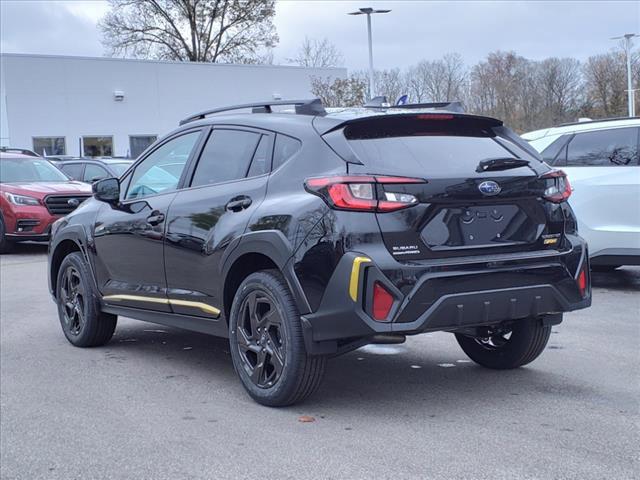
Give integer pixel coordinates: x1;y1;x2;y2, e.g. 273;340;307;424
93;177;120;203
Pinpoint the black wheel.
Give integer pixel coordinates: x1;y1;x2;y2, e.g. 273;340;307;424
56;252;117;347
591;265;620;272
229;270;326;407
0;216;15;254
455;318;551;369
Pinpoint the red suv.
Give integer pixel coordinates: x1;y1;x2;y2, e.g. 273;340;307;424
0;151;92;253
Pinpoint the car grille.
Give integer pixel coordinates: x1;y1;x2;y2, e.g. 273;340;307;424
44;195;91;215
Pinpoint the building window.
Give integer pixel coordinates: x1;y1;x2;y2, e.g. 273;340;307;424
129;135;158;159
33;137;66;156
83;136;113;157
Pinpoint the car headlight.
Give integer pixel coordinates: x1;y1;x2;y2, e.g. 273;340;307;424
3;192;41;206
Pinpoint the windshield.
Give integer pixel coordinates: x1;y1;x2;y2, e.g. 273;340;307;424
109;162;132;176
0;158;70;183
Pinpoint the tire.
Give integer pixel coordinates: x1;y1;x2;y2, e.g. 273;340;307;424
229;269;326;407
56;252;117;347
0;216;15;254
455;318;551;370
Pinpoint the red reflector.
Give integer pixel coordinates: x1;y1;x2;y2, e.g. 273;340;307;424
577;268;587;297
372;282;394;321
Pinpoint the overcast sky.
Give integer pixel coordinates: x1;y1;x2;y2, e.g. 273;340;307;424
1;0;638;70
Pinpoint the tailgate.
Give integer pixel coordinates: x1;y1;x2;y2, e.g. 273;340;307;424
339;114;562;260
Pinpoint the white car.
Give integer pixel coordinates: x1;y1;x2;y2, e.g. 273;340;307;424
523;117;640;270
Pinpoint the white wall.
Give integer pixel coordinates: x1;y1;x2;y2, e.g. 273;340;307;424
1;54;346;156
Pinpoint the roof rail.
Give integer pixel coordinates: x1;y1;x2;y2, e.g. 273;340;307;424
179;98;326;125
557;116;640;128
363;98;465;113
0;147;40;157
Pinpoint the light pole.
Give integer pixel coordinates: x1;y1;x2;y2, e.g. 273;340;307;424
348;7;391;100
611;33;638;117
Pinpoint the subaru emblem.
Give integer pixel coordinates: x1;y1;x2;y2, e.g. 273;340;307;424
67;198;80;207
478;180;501;196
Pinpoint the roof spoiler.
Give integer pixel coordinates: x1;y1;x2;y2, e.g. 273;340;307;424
179;98;326;125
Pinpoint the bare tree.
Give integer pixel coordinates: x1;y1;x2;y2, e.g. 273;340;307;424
290;37;343;68
310;75;367;107
582;49;639;118
536;57;582;125
100;0;278;63
374;68;405;104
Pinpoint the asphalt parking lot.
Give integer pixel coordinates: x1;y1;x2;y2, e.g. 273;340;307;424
1;244;638;480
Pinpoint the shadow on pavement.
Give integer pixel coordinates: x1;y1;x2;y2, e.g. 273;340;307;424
591;266;640;291
103;320;595;413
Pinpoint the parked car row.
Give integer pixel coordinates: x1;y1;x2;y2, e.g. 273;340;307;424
0;150;134;252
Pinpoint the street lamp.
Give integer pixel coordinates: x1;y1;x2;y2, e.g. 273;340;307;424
348;7;391;100
611;33;638;117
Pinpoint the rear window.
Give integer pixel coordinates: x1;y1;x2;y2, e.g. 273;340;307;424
343;115;537;176
348;135;522;176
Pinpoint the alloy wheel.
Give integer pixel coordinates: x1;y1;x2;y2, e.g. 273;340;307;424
235;290;286;388
60;265;85;336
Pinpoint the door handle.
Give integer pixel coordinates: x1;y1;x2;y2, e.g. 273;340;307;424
146;212;165;226
225;196;252;212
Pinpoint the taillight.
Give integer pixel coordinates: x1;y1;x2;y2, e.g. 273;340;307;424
372;282;394;321
305;175;424;212
542;170;572;203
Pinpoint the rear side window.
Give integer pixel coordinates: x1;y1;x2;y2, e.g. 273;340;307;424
540;135;571;166
566;127;639;166
247;135;271;177
272;134;301;171
60;163;84;180
191;129;261;187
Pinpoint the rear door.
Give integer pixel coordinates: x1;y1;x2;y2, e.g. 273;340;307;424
164;127;273;318
342;114;558;260
549;126;640;256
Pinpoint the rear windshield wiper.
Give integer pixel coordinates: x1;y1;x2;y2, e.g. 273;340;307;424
476;157;530;173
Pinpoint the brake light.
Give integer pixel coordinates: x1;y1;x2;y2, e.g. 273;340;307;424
305;175;424;212
542;170;572;203
372;282;394;321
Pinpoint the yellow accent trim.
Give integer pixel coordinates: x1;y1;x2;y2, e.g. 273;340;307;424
349;256;371;302
103;294;220;317
168;299;220;316
543;238;558;245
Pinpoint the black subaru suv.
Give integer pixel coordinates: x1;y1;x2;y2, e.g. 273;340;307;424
48;99;591;406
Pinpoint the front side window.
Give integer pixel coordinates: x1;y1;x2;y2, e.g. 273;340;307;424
83;136;113;157
0;158;69;183
191;129;261;187
126;131;200;200
566;127;639;166
129;135;158;158
83;164;109;182
33;137;66;156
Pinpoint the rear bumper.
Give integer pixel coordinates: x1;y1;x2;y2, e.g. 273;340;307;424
301;238;591;354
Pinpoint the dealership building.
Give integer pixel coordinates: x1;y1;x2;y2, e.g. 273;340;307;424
0;53;346;158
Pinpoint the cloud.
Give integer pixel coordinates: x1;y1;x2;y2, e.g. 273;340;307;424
0;0;106;57
1;0;638;69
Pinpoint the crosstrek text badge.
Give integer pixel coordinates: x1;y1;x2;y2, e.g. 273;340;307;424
478;180;501;196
